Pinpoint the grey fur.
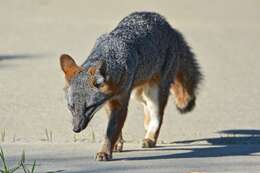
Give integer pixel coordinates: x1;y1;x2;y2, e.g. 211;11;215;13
83;12;201;92
64;11;202;136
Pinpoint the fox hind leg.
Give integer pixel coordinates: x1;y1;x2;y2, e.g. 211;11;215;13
141;83;168;148
143;106;150;132
131;87;150;132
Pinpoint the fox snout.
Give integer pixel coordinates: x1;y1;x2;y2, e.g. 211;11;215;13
72;116;89;133
72;105;100;133
73;126;82;133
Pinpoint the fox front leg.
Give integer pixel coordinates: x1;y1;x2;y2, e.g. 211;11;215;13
104;106;124;153
113;132;124;152
96;97;129;161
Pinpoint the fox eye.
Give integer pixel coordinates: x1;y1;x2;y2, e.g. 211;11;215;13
93;77;105;88
93;81;104;89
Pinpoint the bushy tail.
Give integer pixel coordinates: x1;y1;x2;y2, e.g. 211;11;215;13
170;34;203;113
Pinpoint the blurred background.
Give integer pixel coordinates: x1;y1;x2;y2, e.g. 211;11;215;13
0;0;259;144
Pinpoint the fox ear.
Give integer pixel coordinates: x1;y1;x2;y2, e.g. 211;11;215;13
87;60;107;87
60;54;82;81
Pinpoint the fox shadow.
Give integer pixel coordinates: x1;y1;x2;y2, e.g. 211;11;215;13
118;129;260;160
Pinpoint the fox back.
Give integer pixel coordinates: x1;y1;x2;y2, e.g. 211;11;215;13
60;12;202;160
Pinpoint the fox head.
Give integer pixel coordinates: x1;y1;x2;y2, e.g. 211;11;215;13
60;54;117;133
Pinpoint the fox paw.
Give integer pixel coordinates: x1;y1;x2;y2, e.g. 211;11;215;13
142;139;156;148
95;152;112;161
113;142;124;152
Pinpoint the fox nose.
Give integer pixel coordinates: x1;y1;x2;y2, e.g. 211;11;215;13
73;126;81;133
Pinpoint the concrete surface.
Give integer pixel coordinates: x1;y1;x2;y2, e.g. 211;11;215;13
0;0;260;144
1;143;260;173
0;0;260;172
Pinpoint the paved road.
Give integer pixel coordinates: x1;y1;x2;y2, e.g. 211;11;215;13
1;143;260;173
0;1;260;172
0;0;260;143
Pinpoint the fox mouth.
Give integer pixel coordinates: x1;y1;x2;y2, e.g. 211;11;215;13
84;105;100;123
73;99;107;133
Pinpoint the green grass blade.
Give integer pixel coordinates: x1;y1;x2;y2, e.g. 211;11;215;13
9;165;22;173
17;150;26;170
31;160;36;173
46;170;64;173
21;151;25;164
21;163;28;173
0;147;9;172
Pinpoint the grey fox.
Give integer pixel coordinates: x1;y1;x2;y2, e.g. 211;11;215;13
60;12;202;161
